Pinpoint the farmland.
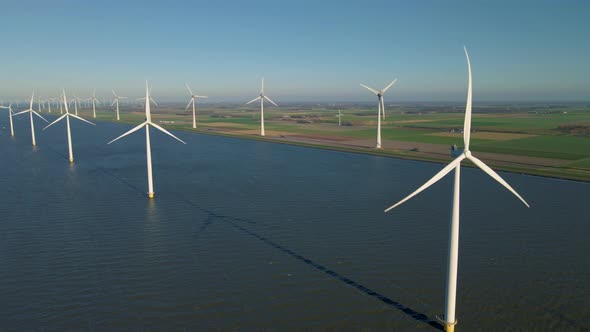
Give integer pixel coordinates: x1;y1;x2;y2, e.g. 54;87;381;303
82;102;590;181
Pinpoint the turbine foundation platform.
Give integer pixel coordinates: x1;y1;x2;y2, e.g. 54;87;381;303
445;320;457;332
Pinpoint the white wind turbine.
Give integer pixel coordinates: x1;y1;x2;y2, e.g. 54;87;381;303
13;92;49;146
185;83;208;129
87;89;100;118
109;81;186;199
336;109;343;126
70;95;81;115
246;78;277;136
111;89;127;121
384;47;529;332
43;90;95;163
360;79;397;149
0;104;15;136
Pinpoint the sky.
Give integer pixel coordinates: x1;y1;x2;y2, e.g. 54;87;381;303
1;0;589;103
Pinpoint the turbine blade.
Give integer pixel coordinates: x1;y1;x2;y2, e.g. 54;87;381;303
70;114;96;126
108;122;147;144
467;155;529;207
111;99;116;107
43;114;67;130
246;96;261;104
196;95;208;98
186;98;193;110
382;79;398;93
185;83;194;96
264;96;278;107
150;97;158;107
32;111;49;123
384;155;465;212
360;84;379;95
463;46;473;150
112;89;117;97
149;123;187;144
13;109;30;116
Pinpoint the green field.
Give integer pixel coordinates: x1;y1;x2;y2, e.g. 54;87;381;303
76;103;590;181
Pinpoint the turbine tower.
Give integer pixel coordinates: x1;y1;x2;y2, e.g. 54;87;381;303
246;78;277;136
109;81;186;199
87;89;100;118
384;47;529;332
13;92;49;146
360;79;397;149
185;83;208;129
0;104;15;136
111;89;127;121
43;90;95;163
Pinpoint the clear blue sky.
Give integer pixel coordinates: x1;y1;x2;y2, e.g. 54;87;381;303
1;0;589;102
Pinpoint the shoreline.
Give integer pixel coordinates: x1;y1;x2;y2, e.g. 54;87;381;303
61;112;590;183
175;126;590;183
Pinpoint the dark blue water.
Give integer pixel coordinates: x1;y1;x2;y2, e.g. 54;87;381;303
1;113;589;331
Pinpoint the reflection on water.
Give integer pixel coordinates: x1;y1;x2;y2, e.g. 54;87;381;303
0;117;588;331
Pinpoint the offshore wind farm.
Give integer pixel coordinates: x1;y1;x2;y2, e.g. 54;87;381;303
1;1;589;331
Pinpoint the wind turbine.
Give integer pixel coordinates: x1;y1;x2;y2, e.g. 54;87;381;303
384;47;529;332
13;92;49;146
0;104;15;136
336;109;343;126
111;89;127;121
246;78;277;136
361;79;397;149
43;90;95;163
109;81;186;199
185;83;208;129
70;95;81;115
87;89;100;118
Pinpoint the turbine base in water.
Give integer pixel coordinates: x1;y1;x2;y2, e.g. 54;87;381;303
445;321;457;332
148;192;155;199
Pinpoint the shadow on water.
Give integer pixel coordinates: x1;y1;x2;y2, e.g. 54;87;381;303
41;138;444;331
179;201;444;330
224;217;445;331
